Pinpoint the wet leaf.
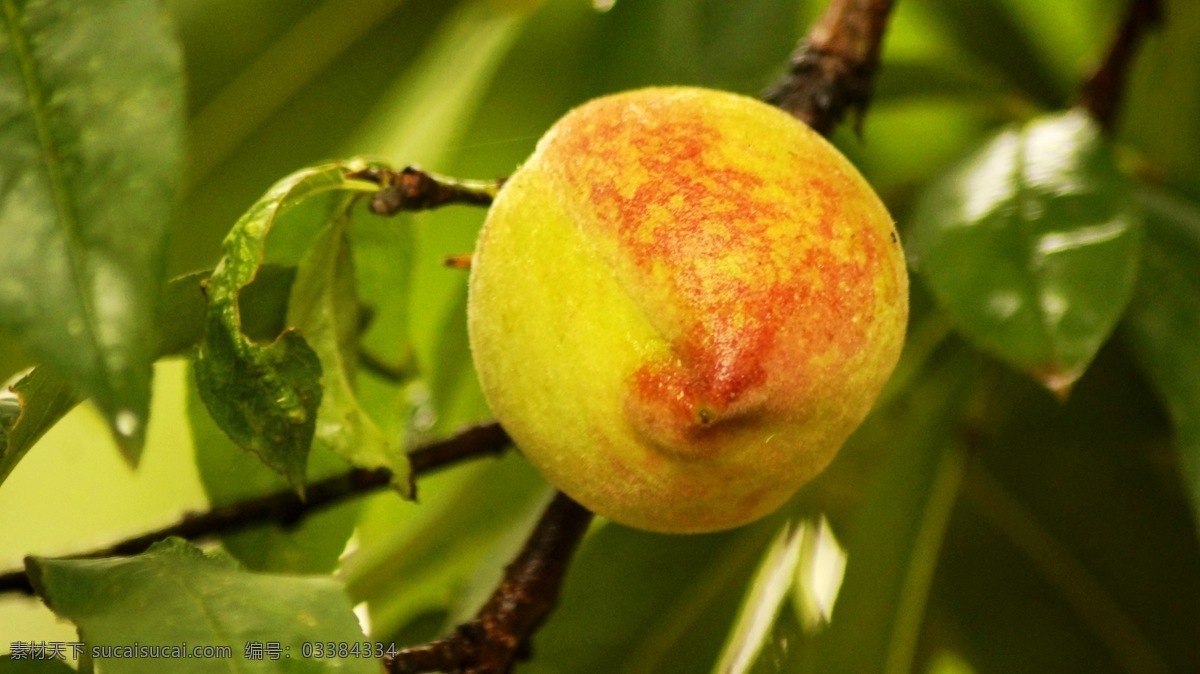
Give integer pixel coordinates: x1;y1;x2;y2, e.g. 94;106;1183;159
193;162;379;490
26;538;376;674
0;271;208;488
187;372;360;575
0;368;72;488
909;109;1141;396
0;0;185;457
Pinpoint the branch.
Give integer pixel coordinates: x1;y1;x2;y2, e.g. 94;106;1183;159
384;492;594;674
763;0;897;136
1080;0;1164;133
348;166;504;215
0;422;511;596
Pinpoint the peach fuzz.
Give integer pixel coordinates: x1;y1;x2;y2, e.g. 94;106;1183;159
467;87;907;533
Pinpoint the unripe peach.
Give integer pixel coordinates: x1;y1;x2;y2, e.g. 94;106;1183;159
467;87;907;533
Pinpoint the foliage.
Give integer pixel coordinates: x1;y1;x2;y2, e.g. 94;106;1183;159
2;0;1198;673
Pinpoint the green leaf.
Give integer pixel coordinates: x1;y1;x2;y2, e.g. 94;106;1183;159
286;216;410;493
0;0;184;458
0;271;208;489
187;372;360;575
26;538;376;674
1123;187;1200;535
909;109;1141;397
193;162;378;490
0;366;72;487
0;334;31;383
940;344;1196;673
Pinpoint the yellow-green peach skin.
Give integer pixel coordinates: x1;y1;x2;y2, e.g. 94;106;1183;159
467;87;908;533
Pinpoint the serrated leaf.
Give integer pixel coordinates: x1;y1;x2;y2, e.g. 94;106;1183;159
1124;187;1200;536
0;367;72;487
909;109;1141;396
0;0;185;458
26;538;376;674
193;162;379;490
287;217;410;494
0;271;207;489
187;370;360;575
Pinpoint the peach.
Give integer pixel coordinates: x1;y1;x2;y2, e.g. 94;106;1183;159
467;87;907;533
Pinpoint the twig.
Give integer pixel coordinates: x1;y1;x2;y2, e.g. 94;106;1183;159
384;492;594;674
0;422;510;596
405;423;509;476
348;166;503;215
763;0;897;136
1080;0;1164;133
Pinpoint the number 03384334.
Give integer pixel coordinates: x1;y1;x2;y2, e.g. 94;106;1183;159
300;641;399;659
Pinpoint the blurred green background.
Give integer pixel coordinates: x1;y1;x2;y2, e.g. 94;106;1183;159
2;0;1199;672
